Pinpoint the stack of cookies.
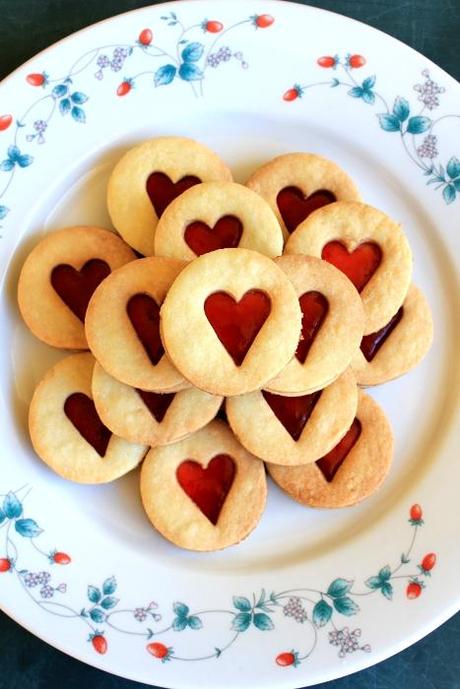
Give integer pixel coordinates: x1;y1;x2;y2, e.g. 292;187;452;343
18;136;433;552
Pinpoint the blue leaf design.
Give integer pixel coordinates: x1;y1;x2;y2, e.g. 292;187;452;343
52;84;68;99
15;518;42;538
381;582;393;600
333;596;360;616
90;608;105;623
87;585;102;604
365;576;382;590
379;565;391;581
71;106;86;123
446;156;460;179
0;159;14;172
362;90;375;105
233;596;252;612
327;578;353;598
188;615;203;630
362;75;376;89
454;178;460;192
231;612;252;632
59;98;71;115
443;184;456;204
100;596;119;610
313;599;333;627
406;116;431;134
0;509;5;524
71;92;88;104
181;42;204;62
377;113;401;132
3;492;23;519
348;87;363;99
17;154;33;168
330;78;340;87
253;612;274;630
154;64;177;86
173;602;189;618
179;62;203;81
172;616;187;632
7;145;20;161
102;576;117;595
393;96;410;122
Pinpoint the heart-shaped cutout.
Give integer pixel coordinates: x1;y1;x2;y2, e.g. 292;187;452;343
51;259;110;322
136;389;175;423
64;393;111;457
316;418;362;481
184;215;243;256
296;291;329;364
321;241;382;292
360;307;403;362
204;290;271;366
146;171;201;218
277;186;336;234
176;454;236;525
262;390;322;441
127;293;164;365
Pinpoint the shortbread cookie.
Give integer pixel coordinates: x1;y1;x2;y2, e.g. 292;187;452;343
265;256;364;395
285;202;412;334
86;257;188;392
107;136;232;256
351;284;433;386
268;391;393;507
29;353;147;483
160;248;302;396
227;368;357;465
18;226;135;349
140;420;266;551
92;362;223;447
246;152;360;238
154;182;284;260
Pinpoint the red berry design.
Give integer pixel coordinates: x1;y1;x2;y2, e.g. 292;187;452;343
0;115;12;132
255;14;274;28
317;56;336;68
53;551;71;565
139;28;153;46
276;651;299;667
410;504;422;522
421;552;436;572
117;81;132;97
26;73;46;87
0;558;11;573
348;54;366;69
205;20;223;33
91;634;107;655
283;85;303;102
147;642;172;661
406;581;422;599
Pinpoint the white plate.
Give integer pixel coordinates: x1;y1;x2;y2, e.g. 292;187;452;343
1;1;459;686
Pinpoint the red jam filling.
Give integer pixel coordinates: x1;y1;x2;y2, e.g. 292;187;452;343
321;241;382;292
64;393;111;457
126;294;164;366
136;389;175;423
276;187;336;234
262;390;322;441
146;171;201;218
50;259;110;322
360;307;404;362
296;291;329;364
316;418;362;481
204;290;271;366
176;454;236;525
184;215;243;256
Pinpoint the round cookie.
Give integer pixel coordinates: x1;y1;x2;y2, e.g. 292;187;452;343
226;368;358;466
351;284;433;386
268;391;393;508
160;248;302;396
92;362;223;447
107;136;232;256
265;255;364;395
85;257;188;392
140;420;267;551
29;353;147;484
285;201;413;334
246;152;360;238
18;226;136;349
154;182;284;260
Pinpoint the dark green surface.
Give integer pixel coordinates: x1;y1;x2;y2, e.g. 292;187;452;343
0;1;459;688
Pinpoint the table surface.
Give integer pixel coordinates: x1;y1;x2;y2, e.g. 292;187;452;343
0;1;458;688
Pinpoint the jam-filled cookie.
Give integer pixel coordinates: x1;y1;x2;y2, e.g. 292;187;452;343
268;391;393;507
29;353;147;483
140;419;267;551
107;136;232;256
18;226;135;349
85;257;188;392
226;368;358;466
285;202;412;334
246;152;360;238
92;362;223;447
351;284;433;386
160;248;302;396
265;255;364;395
154;182;284;260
